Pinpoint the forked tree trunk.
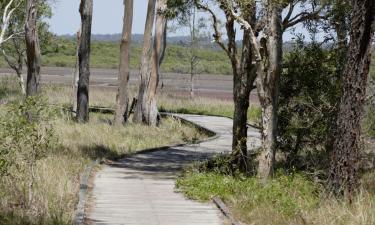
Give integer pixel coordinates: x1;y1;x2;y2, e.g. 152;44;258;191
133;0;156;124
72;30;80;116
114;0;134;125
77;0;93;123
25;0;41;97
256;2;283;180
143;0;167;126
330;0;375;198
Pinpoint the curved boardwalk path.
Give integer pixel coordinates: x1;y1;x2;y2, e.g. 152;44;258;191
85;114;261;225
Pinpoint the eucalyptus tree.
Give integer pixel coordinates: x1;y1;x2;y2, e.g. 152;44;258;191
77;0;93;123
25;0;41;97
114;0;134;125
194;0;327;177
1;0;53;95
330;0;375;199
133;0;157;124
194;0;258;172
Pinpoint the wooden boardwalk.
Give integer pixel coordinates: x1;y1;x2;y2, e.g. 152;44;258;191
85;114;261;225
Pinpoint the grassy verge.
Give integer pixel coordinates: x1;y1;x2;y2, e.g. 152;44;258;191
176;168;375;225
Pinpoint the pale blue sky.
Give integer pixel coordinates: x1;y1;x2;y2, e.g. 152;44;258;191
47;1;315;41
48;0;149;35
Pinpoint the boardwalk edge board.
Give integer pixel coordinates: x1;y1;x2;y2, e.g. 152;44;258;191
74;159;100;225
213;197;243;225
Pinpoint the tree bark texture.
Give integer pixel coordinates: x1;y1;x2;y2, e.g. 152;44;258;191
133;0;156;124
77;0;93;123
330;0;375;198
114;0;134;125
256;1;283;180
25;0;41;97
143;0;167;126
72;30;80;116
230;8;257;173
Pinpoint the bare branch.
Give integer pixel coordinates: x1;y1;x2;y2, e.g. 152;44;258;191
225;0;262;63
194;0;230;55
283;5;328;30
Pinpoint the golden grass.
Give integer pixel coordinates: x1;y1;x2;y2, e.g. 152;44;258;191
43;85;261;123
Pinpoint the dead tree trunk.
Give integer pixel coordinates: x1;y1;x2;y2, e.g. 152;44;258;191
133;0;156;124
256;2;283;180
114;0;134;125
25;0;41;97
72;30;80;116
77;0;93;123
330;0;375;198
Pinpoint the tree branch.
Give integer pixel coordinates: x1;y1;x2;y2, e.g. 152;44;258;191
283;5;327;30
194;0;230;56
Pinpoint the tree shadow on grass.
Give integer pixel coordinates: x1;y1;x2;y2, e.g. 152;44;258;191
78;144;121;161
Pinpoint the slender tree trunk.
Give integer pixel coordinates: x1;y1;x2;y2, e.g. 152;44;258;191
143;0;167;126
231;9;257;173
16;70;26;95
159;20;167;90
2;49;26;95
189;6;196;99
330;0;375;199
133;0;156;124
72;30;80;116
256;1;283;180
25;0;41;97
77;0;93;123
114;0;134;125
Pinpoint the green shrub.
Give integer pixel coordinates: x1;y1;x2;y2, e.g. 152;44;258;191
278;42;340;172
0;96;57;208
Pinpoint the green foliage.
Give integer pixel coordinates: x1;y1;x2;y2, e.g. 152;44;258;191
0;96;56;204
278;42;340;171
176;170;320;217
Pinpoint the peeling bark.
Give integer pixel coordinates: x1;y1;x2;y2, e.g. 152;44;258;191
133;0;156;124
256;1;283;180
114;0;134;125
25;0;41;97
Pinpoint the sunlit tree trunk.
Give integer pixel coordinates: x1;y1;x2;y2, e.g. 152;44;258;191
330;0;375;199
114;0;134;125
256;1;283;180
77;0;93;123
25;0;41;97
133;0;156;124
